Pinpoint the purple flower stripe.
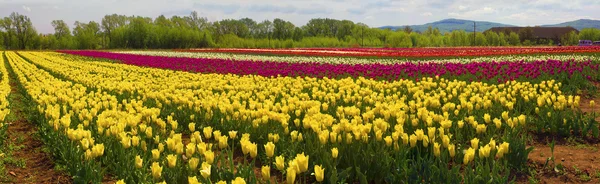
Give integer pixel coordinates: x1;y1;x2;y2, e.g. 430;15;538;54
59;50;599;82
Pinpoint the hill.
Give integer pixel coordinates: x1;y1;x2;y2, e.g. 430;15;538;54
541;19;600;30
379;18;514;33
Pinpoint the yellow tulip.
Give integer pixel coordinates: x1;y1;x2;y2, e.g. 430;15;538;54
228;130;238;139
295;152;309;173
218;136;228;149
448;144;456;158
414;129;424;141
314;165;325;182
166;154;177;168
175;142;184;155
188;176;200;184
384;136;392;147
463;148;475;165
188;157;199;170
433;142;441;157
186;143;196;158
116;179;125;184
476;124;487;134
135;155;143;169
91;144;104;158
497;142;510;159
409;134;417;148
483;113;491;124
427;127;436;141
232;177;246;184
479;145;491;158
152;149;160;160
489;139;497;151
200;162;211;179
331;147;338;159
188;123;196;132
261;165;270;181
131;136;140;147
471;138;479;150
203;126;213;139
493;118;502;129
275;155;285;170
264;142;275;158
213;130;222;140
80;138;90;150
204;150;215;164
197;142;207;155
286;166;296;184
151;162;162;179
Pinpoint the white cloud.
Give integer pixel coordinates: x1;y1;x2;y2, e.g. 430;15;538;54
421;12;433;16
458;5;467;10
22;5;31;12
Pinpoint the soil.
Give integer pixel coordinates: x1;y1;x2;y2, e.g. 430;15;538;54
526;143;600;184
517;83;600;184
2;71;72;183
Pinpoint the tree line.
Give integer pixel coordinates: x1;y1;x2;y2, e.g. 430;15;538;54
1;11;600;50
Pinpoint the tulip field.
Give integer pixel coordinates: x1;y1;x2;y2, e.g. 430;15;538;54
0;47;600;183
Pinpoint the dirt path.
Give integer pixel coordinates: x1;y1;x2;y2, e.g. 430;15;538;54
1;58;71;183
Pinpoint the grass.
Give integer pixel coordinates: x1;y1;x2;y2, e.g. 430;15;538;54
574;143;599;151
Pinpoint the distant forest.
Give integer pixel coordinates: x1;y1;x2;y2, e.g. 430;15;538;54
1;12;600;50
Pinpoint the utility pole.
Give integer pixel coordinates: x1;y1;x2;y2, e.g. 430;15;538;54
361;26;364;47
473;22;476;46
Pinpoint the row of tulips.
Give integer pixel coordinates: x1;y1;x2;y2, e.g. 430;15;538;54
0;53;10;145
180;46;600;58
61;50;600;93
116;51;600;65
4;51;259;183
9;51;599;183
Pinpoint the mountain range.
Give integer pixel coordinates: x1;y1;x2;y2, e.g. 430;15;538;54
380;18;600;33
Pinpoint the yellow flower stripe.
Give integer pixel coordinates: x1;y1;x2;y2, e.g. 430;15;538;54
0;52;10;127
22;51;576;146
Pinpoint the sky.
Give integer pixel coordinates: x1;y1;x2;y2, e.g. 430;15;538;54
1;0;600;34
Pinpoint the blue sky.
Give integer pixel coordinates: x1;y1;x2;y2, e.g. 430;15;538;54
1;0;599;34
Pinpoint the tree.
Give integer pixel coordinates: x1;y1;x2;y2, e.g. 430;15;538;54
387;32;412;47
51;20;71;39
403;26;413;34
484;31;500;46
255;20;273;39
239;18;257;37
273;18;295;40
508;32;520;45
127;17;151;49
560;31;579;45
4;12;37;49
101;14;128;47
518;27;534;42
186;11;208;30
51;20;75;49
578;28;600;41
73;21;101;49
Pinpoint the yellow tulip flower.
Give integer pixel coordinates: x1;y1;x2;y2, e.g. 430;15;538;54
264;142;275;158
166;154;177;168
261;165;270;181
151;162;162;179
314;165;325;182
